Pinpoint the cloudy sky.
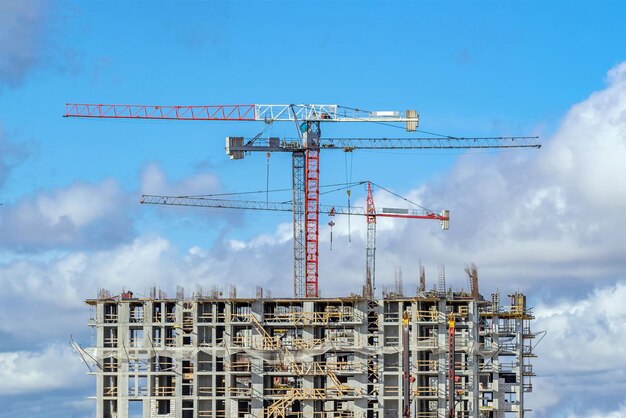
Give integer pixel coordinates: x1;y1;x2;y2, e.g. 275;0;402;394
1;1;626;417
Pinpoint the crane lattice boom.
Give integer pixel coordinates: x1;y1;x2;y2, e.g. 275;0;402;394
140;194;449;221
65;103;420;124
225;136;540;159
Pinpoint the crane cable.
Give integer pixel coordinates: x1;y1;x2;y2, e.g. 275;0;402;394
182;181;366;200
369;181;434;213
178;180;439;215
266;152;271;204
345;151;354;243
319;181;367;196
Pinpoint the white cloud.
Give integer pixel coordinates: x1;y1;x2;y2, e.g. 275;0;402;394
227;222;293;249
529;280;626;417
139;163;247;227
0;178;134;251
37;180;123;227
1;236;174;309
528;378;560;417
534;281;626;374
0;344;88;395
0;163;233;253
140;163;220;196
567;402;626;418
0;233;293;311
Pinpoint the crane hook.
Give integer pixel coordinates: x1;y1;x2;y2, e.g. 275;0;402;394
328;208;336;251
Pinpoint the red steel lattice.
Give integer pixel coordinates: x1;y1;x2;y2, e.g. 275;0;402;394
304;149;320;298
65;103;256;121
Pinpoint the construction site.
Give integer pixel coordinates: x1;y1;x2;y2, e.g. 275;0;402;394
66;103;540;417
82;272;536;418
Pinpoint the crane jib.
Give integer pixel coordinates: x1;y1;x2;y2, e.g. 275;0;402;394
140;195;444;220
64;103;421;124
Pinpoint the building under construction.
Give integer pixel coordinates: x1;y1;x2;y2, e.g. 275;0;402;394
66;101;542;418
81;267;536;418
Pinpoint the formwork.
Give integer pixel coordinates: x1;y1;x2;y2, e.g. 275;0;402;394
82;283;536;418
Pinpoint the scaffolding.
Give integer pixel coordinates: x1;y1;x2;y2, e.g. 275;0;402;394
80;278;536;418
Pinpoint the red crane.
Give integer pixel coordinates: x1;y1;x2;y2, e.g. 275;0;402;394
65;102;540;298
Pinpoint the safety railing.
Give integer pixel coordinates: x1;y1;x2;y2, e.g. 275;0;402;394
263;310;362;325
229;387;252;397
499;342;518;352
383;386;399;396
230;313;252;323
197;387;212;396
129;315;144;323
128;361;148;372
104;313;119;323
383;312;400;322
128;387;149;397
415;336;438;348
279;412;355;418
523;364;535;376
153;386;175;396
103;386;117;397
153;361;176;372
103;361;118;372
103;337;118;348
500;361;517;372
128;337;143;348
415;359;437;371
197;312;214;323
263;360;363;375
264;387;361;399
415;309;439;322
382;364;400;372
226;360;252;372
414;386;439;397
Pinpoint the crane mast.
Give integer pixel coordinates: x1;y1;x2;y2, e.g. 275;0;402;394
365;182;376;298
66;102;539;298
300;121;321;297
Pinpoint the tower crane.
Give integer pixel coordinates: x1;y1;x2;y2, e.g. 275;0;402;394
141;181;450;297
65;102;540;298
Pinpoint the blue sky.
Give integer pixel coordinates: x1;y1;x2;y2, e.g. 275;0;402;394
2;1;626;417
